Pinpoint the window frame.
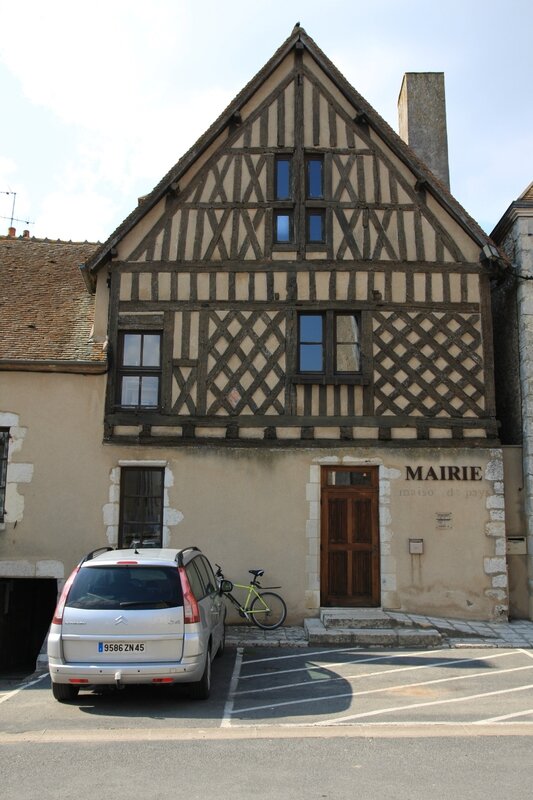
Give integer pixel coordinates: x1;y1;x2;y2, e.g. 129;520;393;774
116;330;162;410
273;154;295;247
275;155;292;200
305;154;324;199
118;466;165;549
0;429;8;523
273;209;294;244
306;208;326;244
296;311;364;384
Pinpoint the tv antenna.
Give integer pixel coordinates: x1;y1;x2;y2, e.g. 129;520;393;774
0;190;34;228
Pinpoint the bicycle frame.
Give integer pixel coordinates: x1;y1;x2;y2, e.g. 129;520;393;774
216;564;285;628
224;581;281;621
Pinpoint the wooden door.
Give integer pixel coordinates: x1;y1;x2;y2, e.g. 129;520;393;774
320;466;380;607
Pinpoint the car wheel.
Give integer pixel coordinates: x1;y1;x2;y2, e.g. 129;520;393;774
189;646;211;700
52;682;80;702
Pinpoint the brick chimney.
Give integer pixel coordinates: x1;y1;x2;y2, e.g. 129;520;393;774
398;73;450;190
8;226;16;237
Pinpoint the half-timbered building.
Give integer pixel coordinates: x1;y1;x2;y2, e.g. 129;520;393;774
1;27;513;651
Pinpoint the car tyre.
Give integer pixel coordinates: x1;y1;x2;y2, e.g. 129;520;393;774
189;646;211;700
52;682;80;702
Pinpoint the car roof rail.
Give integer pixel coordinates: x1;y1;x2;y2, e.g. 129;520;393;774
176;546;201;566
79;546;115;565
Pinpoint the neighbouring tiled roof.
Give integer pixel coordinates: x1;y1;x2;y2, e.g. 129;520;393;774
0;236;106;365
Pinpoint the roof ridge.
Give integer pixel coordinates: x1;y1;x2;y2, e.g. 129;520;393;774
0;236;100;245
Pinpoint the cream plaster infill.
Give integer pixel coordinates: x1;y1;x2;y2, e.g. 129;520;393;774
104;461;183;547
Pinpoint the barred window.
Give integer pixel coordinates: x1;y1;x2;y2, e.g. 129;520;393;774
118;467;164;549
0;429;8;522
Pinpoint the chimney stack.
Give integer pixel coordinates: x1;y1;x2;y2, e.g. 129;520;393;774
23;229;30;239
8;226;16;238
398;72;450;190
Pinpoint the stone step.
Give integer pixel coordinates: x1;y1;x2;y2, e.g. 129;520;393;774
320;608;397;629
305;618;442;647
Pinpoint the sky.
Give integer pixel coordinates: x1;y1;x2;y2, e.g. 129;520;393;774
0;0;531;244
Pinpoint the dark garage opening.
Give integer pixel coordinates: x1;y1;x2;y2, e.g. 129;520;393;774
0;578;57;674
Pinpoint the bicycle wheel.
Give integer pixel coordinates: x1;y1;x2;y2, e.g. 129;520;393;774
250;591;287;630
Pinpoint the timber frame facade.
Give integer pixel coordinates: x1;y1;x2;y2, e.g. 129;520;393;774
87;27;502;450
2;27;516;638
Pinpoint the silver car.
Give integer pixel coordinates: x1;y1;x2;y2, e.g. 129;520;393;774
47;546;229;702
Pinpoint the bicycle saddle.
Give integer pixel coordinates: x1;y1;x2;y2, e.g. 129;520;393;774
249;569;264;578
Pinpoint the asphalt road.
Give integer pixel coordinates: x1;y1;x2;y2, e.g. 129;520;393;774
2;646;533;799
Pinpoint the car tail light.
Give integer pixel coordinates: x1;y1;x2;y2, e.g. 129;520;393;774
69;679;89;684
178;567;200;624
52;565;80;624
152;677;173;683
117;560;138;565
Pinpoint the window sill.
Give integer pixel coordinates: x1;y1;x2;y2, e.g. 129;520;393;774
114;406;161;413
291;374;369;386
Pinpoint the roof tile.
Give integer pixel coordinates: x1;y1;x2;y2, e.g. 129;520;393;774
0;237;105;365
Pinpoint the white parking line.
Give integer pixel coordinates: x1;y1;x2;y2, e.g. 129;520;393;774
0;672;48;705
240;649;463;681
233;663;533;715
314;682;533;725
220;647;243;728
475;708;533;724
236;651;517;696
242;646;392;666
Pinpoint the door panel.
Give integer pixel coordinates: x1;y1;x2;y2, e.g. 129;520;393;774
321;467;380;607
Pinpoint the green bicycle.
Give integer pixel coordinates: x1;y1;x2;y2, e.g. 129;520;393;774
215;564;287;630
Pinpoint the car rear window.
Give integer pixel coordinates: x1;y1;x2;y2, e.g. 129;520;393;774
66;566;183;610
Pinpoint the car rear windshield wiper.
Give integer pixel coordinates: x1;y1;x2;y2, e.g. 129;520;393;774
119;600;175;608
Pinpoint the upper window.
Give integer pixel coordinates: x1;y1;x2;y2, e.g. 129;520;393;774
298;312;361;376
118;467;164;549
307;210;325;243
274;156;294;244
306;156;324;199
272;152;327;247
0;429;8;523
117;332;161;409
274;210;293;243
275;156;292;200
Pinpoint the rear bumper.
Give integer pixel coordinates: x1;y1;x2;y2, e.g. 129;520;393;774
48;655;205;686
47;625;208;685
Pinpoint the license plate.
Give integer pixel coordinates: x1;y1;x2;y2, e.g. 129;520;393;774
98;642;146;653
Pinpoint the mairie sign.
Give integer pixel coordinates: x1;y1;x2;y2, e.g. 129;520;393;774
406;465;483;481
